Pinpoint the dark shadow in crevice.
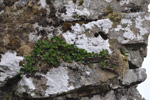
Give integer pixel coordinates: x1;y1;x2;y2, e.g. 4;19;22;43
94;31;108;40
128;61;138;69
123;43;147;51
0;75;23;100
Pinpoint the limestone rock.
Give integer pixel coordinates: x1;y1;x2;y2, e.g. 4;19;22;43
53;0;149;21
81;91;116;100
115;86;142;100
122;68;147;85
0;51;24;87
15;62;117;98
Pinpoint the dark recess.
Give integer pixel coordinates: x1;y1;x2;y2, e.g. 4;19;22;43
129;61;138;69
94;31;108;40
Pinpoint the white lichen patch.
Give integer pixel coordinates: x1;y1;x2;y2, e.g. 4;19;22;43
114;19;136;43
63;19;113;54
0;51;24;87
84;19;113;34
104;0;112;3
113;13;150;44
120;0;129;6
145;13;150;20
15;66;74;97
135;16;148;36
0;51;24;68
29;23;54;42
39;0;46;8
75;8;90;16
16;76;36;97
42;67;74;96
61;1;90;21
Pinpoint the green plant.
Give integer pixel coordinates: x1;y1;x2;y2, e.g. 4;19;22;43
20;36;115;75
121;49;128;57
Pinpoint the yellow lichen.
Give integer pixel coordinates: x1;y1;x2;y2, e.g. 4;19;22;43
106;12;122;28
104;6;113;15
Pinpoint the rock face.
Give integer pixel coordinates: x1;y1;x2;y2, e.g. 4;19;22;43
0;0;149;100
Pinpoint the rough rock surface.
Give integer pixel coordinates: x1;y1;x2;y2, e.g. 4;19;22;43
0;0;149;100
0;51;23;87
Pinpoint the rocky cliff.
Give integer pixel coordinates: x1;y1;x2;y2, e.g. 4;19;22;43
0;0;150;100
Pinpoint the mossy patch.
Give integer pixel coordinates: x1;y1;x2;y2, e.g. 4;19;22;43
79;0;84;6
72;0;84;6
62;22;72;32
109;50;129;78
18;44;33;56
106;12;122;28
73;0;77;3
6;37;21;50
104;6;113;16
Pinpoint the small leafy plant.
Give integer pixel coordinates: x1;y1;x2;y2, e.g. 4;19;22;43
121;49;128;57
20;36;114;75
121;49;129;61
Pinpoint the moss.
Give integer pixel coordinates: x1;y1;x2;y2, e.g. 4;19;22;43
6;37;21;50
106;12;122;28
18;44;33;56
104;6;113;16
73;0;77;3
79;0;84;6
109;50;129;78
62;22;72;32
77;21;84;25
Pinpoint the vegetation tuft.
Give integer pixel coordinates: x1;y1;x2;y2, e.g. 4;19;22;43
20;36;116;75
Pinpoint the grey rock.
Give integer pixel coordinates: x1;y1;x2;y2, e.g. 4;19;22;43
18;0;29;7
109;12;150;68
0;51;24;87
81;90;116;100
115;86;142;100
0;0;3;4
122;68;147;85
53;0;149;21
15;62;117;98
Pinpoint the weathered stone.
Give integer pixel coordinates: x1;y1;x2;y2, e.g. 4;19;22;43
81;90;116;100
115;86;142;100
53;0;150;21
0;51;23;87
122;68;147;85
15;62;117;98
